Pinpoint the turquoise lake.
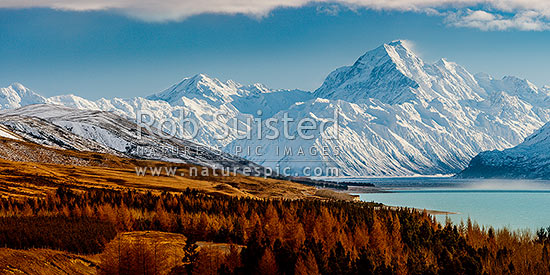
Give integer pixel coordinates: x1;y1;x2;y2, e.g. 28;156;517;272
349;178;550;232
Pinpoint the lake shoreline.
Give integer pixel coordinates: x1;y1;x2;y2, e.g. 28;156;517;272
344;187;459;215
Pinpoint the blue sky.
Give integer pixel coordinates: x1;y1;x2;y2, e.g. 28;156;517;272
1;3;549;99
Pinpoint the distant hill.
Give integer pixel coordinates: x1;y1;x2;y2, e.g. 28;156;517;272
0;104;263;174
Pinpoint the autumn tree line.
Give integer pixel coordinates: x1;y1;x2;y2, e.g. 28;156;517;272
0;187;549;274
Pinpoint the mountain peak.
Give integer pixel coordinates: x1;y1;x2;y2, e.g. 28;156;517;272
243;83;271;94
9;82;28;92
383;40;423;67
501;75;537;89
476;74;542;104
354;40;419;68
387;39;411;48
1;83;46;110
146;73;243;105
188;73;214;83
314;41;422;104
385;40;415;54
181;73;227;89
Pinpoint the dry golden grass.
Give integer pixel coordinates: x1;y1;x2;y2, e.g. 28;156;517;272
0;137;344;201
314;189;360;201
0;158;319;200
0;248;98;275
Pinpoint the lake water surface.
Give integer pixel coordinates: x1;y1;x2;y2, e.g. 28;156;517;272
347;177;550;232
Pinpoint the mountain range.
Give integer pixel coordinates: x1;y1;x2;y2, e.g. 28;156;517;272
1;40;549;177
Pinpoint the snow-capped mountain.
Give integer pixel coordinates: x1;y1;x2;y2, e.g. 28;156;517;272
0;83;47;109
315;41;423;104
0;104;263;172
147;73;312;117
146;73;313;119
147;74;242;106
2;40;549;176
230;41;550;176
458;122;550;179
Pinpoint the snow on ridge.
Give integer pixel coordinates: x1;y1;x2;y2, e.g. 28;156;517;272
2;104;262;172
0;124;21;141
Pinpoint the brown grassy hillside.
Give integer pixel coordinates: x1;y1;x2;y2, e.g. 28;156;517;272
0;248;98;275
0;137;323;200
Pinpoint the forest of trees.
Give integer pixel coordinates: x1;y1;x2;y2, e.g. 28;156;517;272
0;186;549;274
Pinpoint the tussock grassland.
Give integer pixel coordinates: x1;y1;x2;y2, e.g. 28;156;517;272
0;137;328;200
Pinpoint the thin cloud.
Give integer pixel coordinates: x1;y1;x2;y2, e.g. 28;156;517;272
316;4;342;16
1;0;550;31
446;9;550;31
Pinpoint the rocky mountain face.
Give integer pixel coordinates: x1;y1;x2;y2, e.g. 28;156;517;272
2;40;549;176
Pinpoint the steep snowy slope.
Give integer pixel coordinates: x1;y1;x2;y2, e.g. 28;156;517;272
459;122;550;179
49;91;249;147
3;104;263;172
315;42;421;104
0;113;118;154
147;74;242;106
230;85;313;118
